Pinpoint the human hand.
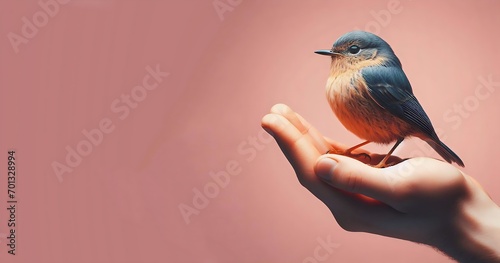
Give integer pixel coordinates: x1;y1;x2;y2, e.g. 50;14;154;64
261;104;500;263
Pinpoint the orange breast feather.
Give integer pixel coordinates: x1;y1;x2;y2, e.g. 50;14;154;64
326;72;412;144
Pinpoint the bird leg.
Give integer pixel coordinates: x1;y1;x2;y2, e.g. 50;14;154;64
326;140;372;162
374;138;404;168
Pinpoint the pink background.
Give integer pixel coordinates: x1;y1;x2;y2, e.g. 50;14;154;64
1;0;499;262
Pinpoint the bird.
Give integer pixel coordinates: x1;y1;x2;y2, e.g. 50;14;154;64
315;30;464;168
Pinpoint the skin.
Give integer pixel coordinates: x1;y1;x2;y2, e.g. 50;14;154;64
261;103;500;263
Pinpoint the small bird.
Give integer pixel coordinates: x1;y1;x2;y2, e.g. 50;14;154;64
315;31;464;168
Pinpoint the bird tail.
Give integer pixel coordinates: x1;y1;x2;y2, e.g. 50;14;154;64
425;139;465;167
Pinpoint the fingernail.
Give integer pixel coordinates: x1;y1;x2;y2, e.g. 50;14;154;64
315;157;337;183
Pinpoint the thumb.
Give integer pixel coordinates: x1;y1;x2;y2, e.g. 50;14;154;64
314;154;397;205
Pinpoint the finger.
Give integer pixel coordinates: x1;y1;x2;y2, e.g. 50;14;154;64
261;116;402;228
273;104;332;155
261;113;320;178
270;104;309;135
314;154;402;207
267;104;329;168
294;113;330;154
262;111;402;233
323;137;349;153
270;104;344;156
382;158;466;212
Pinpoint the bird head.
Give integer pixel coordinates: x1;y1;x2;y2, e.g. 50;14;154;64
315;31;401;69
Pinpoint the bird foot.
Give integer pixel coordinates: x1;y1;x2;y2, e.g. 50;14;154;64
372;158;398;168
373;161;389;168
325;149;372;163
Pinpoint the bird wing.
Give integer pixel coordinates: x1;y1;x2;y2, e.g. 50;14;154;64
361;66;437;137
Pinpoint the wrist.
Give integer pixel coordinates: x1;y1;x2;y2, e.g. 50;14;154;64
436;178;500;263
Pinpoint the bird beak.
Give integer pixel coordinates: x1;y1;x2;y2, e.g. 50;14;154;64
314;49;342;57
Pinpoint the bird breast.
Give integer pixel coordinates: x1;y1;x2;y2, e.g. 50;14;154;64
326;71;413;144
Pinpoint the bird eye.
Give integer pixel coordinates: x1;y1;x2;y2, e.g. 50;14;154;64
348;45;360;54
